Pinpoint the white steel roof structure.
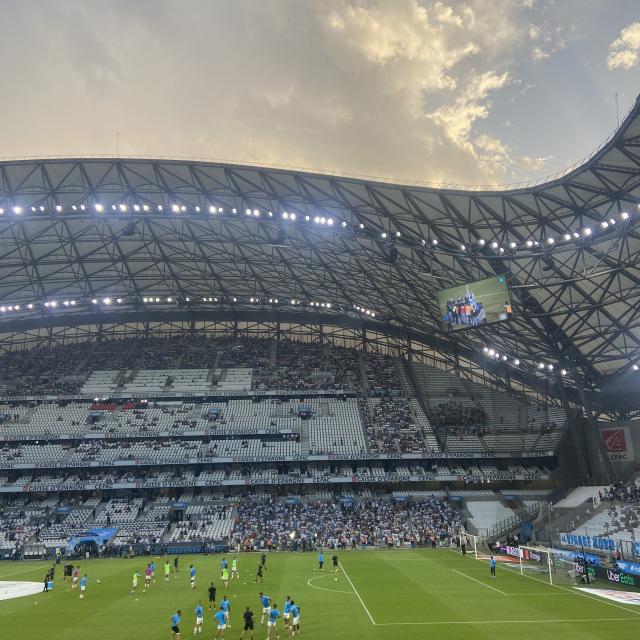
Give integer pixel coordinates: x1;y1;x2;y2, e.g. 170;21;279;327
0;94;638;411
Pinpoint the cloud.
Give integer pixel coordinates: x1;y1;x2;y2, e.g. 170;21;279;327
527;22;567;63
608;21;640;70
427;71;510;147
531;46;550;61
0;0;567;186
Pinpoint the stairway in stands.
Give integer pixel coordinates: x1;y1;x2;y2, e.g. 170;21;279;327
399;359;444;452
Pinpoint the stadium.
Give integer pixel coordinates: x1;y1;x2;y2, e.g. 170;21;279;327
1;61;640;640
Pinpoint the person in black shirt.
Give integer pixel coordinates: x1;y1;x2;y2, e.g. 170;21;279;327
174;557;179;572
208;582;217;611
241;607;254;639
332;555;339;573
260;553;267;571
64;562;73;582
43;571;50;592
255;564;263;583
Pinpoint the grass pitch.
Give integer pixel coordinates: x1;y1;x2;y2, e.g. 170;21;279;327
1;550;639;639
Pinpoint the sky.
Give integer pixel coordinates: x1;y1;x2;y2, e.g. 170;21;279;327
0;0;638;187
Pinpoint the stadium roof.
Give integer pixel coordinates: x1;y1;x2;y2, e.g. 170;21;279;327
0;94;638;406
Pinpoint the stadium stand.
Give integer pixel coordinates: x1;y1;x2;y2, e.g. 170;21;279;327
0;336;573;556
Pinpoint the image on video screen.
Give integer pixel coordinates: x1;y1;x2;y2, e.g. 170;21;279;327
437;275;513;332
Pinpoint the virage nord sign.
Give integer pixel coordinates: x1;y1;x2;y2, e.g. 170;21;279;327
560;532;616;552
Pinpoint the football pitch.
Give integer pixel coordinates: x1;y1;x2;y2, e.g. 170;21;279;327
1;550;640;639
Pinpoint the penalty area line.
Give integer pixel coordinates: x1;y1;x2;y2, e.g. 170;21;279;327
338;561;376;626
450;568;508;595
374;617;640;626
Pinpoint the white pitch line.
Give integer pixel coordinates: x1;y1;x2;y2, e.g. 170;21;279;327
507;592;575;596
306;574;352;595
0;566;46;580
338;561;376;626
554;582;640;617
374;617;640;626
501;564;640;617
450;568;508;595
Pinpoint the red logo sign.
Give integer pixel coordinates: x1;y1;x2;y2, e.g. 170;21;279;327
601;429;627;453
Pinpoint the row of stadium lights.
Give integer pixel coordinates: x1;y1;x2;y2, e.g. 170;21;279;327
0;203;344;225
353;305;376;318
0;295;356;313
456;209;634;254
482;346;567;377
1;202;635;255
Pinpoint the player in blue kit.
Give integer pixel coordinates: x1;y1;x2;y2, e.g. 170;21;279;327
283;596;291;630
79;574;87;599
318;551;324;570
220;595;231;626
267;603;280;640
490;555;497;578
189;564;197;590
214;606;227;638
194;601;204;634
288;602;300;637
171;610;182;640
259;592;271;624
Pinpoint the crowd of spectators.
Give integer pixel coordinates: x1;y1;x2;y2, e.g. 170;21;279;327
599;481;640;504
361;398;429;454
364;354;403;396
596;480;640;539
229;496;462;551
429;401;489;437
0;336;369;396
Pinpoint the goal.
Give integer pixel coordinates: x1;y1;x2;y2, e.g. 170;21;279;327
518;545;579;586
451;532;493;560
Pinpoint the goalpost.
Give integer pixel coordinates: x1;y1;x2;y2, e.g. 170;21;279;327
451;533;583;587
451;532;493;560
518;545;554;584
518;545;579;586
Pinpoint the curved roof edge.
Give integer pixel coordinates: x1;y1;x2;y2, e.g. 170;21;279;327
0;95;638;196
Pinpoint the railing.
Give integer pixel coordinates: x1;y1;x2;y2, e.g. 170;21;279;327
488;502;542;540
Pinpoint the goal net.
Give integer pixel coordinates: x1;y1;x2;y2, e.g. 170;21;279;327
452;532;493;560
518;545;581;586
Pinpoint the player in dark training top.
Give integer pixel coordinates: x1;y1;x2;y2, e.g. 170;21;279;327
208;582;217;610
240;606;255;640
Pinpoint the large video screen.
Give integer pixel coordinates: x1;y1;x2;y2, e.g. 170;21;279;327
436;275;513;331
